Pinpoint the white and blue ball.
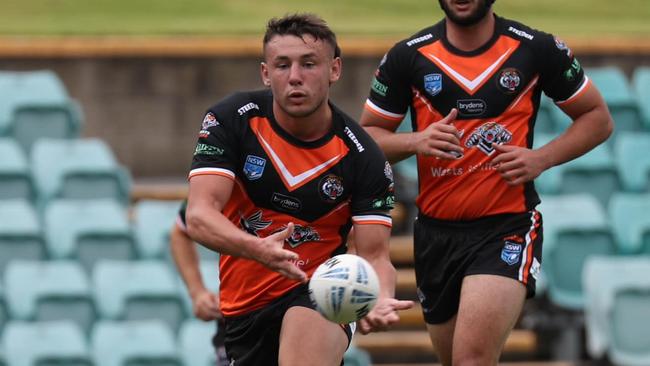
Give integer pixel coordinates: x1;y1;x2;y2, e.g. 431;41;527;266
308;254;380;324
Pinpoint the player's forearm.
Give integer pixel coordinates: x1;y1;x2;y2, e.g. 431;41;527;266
364;126;417;164
186;207;260;260
369;257;397;299
170;226;207;295
537;105;613;168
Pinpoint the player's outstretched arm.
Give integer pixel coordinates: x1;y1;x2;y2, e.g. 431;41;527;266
170;223;220;321
492;85;613;186
187;175;307;282
352;223;414;334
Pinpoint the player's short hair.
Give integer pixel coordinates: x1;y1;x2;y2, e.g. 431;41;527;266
263;13;341;58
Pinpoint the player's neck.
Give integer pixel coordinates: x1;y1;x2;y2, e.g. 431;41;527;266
273;101;333;142
445;12;495;52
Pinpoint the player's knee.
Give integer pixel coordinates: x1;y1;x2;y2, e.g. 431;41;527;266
453;346;499;366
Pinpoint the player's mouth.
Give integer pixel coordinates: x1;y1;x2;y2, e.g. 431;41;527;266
288;91;308;103
453;0;472;11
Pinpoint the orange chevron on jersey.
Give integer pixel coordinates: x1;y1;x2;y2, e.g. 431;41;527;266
418;35;520;95
250;116;349;191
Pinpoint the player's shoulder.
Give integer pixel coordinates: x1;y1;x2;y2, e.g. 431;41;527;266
331;104;385;158
207;89;271;121
392;21;444;53
498;15;556;49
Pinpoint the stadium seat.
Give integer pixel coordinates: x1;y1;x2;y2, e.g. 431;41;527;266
91;320;182;366
534;134;619;206
632;66;650;130
550;67;640;141
178;319;218;366
608;193;650;254
0;138;33;201
31;138;131;210
614;132;650;192
133;199;183;259
178;260;220;316
44;199;134;272
534;95;559;134
344;345;372;366
538;194;614;309
0;70;82;152
93;260;184;332
0;283;6;337
4;260;94;333
2;320;92;366
583;256;650;363
0;200;45;276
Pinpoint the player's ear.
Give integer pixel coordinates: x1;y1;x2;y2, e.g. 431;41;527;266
260;62;271;87
329;57;342;84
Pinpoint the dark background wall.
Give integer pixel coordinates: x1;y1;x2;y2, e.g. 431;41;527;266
1;52;647;178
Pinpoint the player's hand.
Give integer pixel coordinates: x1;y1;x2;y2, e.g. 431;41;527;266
357;297;414;334
255;222;308;283
413;108;463;159
191;289;221;321
492;144;550;185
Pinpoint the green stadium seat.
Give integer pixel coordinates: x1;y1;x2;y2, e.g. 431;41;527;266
4;260;94;333
608;193;650;254
0;200;45;276
133;199;183;259
91;320;182;366
632;67;650;130
31;138;131;210
179;319;218;366
344;345;372;366
0;70;82;152
0;283;6;337
583;256;650;363
551;67;640;137
614;132;650;192
538;194;614;309
0;138;34;202
534;95;559;134
2;320;92;366
44;199;134;271
534;133;619;206
93;260;184;332
178;260;220;316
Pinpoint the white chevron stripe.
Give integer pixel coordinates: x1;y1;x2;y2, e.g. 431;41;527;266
428;48;513;92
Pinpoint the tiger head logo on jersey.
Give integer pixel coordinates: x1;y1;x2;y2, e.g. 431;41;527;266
319;175;344;202
465;122;512;155
285;224;321;248
497;68;521;94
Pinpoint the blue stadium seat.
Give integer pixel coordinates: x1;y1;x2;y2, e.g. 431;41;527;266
583;256;650;364
551;67;640;141
2;321;92;366
133;199;183;259
91;320;182;366
534;133;619;206
178;260;220;316
4;260;94;333
614;132;650;192
608;193;650;254
44;199;134;271
0;283;6;338
632;67;650;130
31;138;131;210
93;260;184;332
538;194;614;309
344;345;372;366
0;200;45;276
0;138;33;201
0;70;82;152
534;95;559;134
179;319;218;366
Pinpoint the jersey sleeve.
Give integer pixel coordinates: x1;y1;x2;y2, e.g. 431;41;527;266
537;35;589;105
350;143;395;228
188;96;242;181
365;43;413;125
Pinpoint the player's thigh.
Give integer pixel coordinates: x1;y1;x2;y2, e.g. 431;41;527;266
452;274;526;365
279;306;348;366
425;315;456;366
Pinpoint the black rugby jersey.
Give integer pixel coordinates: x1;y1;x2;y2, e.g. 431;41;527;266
366;15;591;220
189;89;395;316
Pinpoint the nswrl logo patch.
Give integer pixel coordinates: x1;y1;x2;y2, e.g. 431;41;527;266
243;155;266;180
500;241;522;266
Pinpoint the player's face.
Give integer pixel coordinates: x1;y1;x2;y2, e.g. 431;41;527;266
261;34;341;119
438;0;492;26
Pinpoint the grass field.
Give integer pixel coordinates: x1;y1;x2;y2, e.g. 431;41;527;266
0;0;649;38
